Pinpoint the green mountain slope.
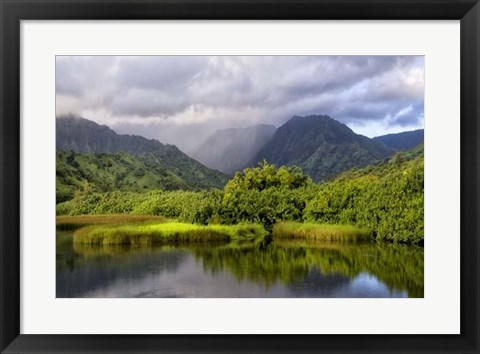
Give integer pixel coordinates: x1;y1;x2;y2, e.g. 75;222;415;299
252;115;394;181
373;129;424;151
56;151;227;203
193;124;277;175
333;143;424;180
56;116;228;202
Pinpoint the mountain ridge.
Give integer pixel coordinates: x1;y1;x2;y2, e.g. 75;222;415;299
56;116;228;202
57;115;173;154
373;129;424;151
251;115;394;181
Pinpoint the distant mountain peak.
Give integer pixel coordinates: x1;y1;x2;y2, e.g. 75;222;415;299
287;114;338;122
284;114;354;131
63;115;164;139
373;129;424;151
252;114;394;181
286;114;331;124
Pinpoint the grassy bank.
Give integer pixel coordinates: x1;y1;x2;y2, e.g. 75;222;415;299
73;221;267;246
56;214;166;230
273;221;372;242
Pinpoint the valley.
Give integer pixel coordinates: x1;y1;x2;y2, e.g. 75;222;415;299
56;114;424;298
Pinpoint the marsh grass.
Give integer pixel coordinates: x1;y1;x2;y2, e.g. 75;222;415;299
273;221;372;242
56;214;167;230
74;222;267;246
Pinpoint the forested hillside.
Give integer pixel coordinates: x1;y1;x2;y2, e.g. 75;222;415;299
56;116;228;202
56;150;227;203
251;115;394;181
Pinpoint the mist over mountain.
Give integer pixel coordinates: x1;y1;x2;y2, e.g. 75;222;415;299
251;115;394;181
56;114;421;197
373;129;424;151
57;115;172;154
193;124;277;175
56;116;228;199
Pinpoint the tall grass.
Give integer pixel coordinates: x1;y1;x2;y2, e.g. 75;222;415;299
56;214;166;230
74;222;267;246
273;221;372;242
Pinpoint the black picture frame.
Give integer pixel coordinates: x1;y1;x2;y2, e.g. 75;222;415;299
1;0;479;353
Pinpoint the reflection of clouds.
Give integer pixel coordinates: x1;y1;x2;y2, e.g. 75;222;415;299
286;270;407;298
56;56;424;152
348;273;407;298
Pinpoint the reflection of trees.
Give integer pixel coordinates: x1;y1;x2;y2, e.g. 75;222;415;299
193;244;316;287
279;240;424;297
57;233;423;298
192;240;424;297
56;232;81;272
56;235;189;297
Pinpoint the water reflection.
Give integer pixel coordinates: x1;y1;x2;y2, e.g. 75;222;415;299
57;232;423;298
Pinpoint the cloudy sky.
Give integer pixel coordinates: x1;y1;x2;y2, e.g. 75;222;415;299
56;56;424;153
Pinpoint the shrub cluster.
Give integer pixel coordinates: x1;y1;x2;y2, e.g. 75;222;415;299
57;157;424;244
304;156;424;243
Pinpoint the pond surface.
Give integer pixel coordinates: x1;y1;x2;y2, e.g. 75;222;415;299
57;232;423;298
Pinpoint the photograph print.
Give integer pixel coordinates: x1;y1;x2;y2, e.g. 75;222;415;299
56;56;424;298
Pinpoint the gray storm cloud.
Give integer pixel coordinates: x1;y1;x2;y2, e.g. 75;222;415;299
56;55;424;152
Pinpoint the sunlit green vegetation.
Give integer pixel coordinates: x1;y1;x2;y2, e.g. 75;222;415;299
73;222;267;246
273;221;371;242
56;214;166;230
56;150;227;203
56;190;225;224
304;152;423;243
57;147;423;244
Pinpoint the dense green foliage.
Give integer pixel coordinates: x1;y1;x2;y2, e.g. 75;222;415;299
56;150;227;203
57;189;226;225
304;151;424;243
219;163;315;227
56;214;166;230
57;148;424;244
225;162;312;192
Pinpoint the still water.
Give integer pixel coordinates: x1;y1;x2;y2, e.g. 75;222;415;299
57;232;423;298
